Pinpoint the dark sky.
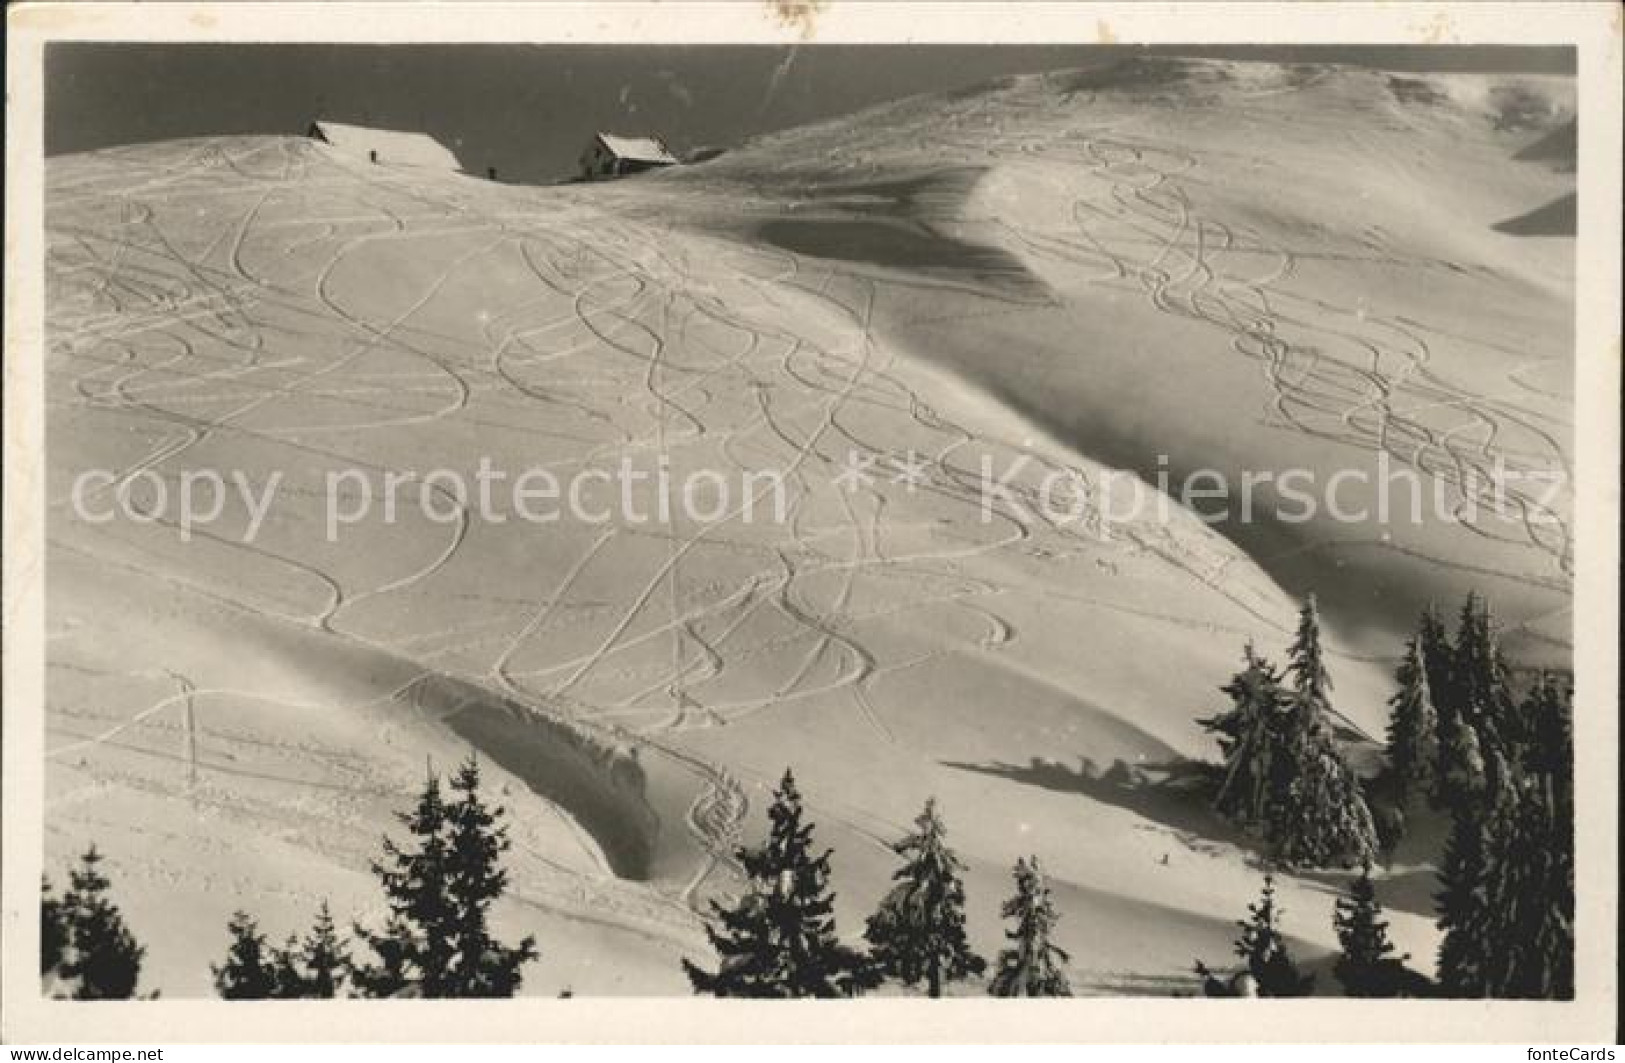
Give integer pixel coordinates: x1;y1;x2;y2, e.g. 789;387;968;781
45;43;1574;184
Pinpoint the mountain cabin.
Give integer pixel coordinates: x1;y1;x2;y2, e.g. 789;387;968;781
305;121;461;172
578;132;679;181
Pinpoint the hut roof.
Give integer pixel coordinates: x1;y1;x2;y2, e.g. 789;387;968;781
594;132;678;166
307;121;461;171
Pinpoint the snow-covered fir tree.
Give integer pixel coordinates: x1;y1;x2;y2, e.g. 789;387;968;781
1480;675;1574;998
987;857;1071;997
1435;746;1518;996
1203;599;1376;868
1452;593;1518;756
1202;643;1289;828
865;798;986;996
1287;594;1334;709
684;770;877;997
1385;637;1440;805
1416;603;1460;807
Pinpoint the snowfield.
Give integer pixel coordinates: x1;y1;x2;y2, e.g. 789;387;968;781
44;58;1574;995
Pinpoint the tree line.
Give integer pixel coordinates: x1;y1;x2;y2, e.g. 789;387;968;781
683;773;1070;997
42;757;535;1000
1196;591;1573;998
41;589;1572;1000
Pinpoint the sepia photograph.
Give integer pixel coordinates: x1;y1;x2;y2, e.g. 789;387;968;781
3;0;1619;1048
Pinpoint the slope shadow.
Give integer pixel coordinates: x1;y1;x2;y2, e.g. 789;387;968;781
944;754;1251;857
1515;118;1577;173
1387;76;1450;106
751;166;1053;299
1492;192;1577;237
758;216;1049;298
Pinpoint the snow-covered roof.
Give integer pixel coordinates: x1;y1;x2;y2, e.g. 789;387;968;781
594;132;678;166
307;121;461;171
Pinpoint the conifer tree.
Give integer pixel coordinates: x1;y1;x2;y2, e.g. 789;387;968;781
442;758;538;996
352;757;537;998
1204;621;1377;869
1366;771;1409;860
1435;747;1517;996
1481;776;1573;998
1417;604;1460;807
41;878;68;978
1434;711;1489;811
1453;593;1517;754
1431;619;1574;1000
299;901;349;999
250;901;351;999
213;911;281;999
1333;864;1411;997
1480;676;1573;999
1202;644;1288;827
987;857;1071;997
350;911;415;998
684;770;878;997
1287;594;1333;711
1434;800;1491;996
1385;637;1440;804
1417;604;1456;712
1276;598;1380;868
865;798;986;997
57;847;146;1000
1233;874;1313;997
352;768;450;998
1523;672;1574;797
271;936;307;999
1270;730;1379;868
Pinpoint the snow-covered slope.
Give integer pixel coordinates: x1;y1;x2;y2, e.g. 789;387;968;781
44;58;1573;995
